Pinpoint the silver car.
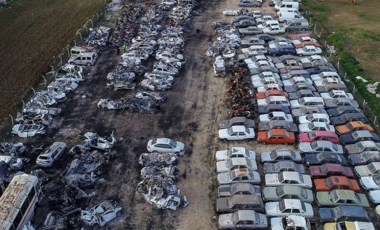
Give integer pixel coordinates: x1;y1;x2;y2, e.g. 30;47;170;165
216;158;258;173
298;140;344;154
261;149;302;163
265;172;312;188
36;142;67;167
218;168;261;185
263;185;314;203
218;183;261;197
264;161;305;174
219;210;268;229
215;147;256;161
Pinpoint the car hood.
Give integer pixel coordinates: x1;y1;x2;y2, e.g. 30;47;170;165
360;177;379;190
265;174;280;186
298;143;313;153
355;165;371;177
319;208;334;222
290;100;301;108
217;172;231;185
316;192;334;206
345;145;361;154
218;213;234;229
260;152;272;162
218;129;229;139
215;150;228;161
216;161;230;173
262;187;279;201
216;197;230;212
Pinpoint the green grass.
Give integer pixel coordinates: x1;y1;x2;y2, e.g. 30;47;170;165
303;0;380;123
0;0;107;120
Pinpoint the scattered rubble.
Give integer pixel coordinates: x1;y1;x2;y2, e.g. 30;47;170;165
80;200;122;227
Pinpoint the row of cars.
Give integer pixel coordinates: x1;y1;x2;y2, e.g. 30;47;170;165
212;1;379;229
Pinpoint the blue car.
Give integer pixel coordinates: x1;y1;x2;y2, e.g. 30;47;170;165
340;130;380;145
319;206;370;223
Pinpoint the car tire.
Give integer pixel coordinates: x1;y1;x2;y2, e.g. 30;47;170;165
284;143;288;146
116;211;122;217
261;142;267;145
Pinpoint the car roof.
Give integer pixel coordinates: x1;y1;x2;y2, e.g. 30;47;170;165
155;138;172;144
231;126;248;132
281;171;302;179
283;215;308;227
270;129;288;136
236;210;259;221
352;130;373;138
281;199;303;209
314;140;335;147
231;158;249;165
313;131;337;137
230;194;262;204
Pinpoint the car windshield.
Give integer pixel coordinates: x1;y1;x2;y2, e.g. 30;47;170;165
310;142;318;149
226;159;233;169
301;189;307;198
279;200;286;211
277;186;285;196
38;156;50;160
373;174;380;185
331;191;339;202
308;123;315;129
169;140;177;148
347;123;354;130
368;164;377;173
230;171;237;180
299;98;305;104
233;212;240;224
230;185;237;194
308;132;317;139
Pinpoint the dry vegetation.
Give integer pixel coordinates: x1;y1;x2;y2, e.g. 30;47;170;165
0;0;106;120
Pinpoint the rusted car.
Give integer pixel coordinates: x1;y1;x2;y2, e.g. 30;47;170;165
314;176;360;192
309;163;354;178
336;121;374;135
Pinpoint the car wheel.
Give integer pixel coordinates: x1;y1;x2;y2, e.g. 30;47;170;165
116;211;122;217
175;151;180;155
284;143;288;146
261;142;267;145
283;20;287;24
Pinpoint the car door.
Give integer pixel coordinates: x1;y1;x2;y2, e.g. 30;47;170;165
230;132;239;140
239;132;246;139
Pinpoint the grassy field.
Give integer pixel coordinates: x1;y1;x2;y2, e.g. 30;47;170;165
0;0;106;120
303;0;380;121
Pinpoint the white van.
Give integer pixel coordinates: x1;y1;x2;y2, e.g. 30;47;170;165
70;46;98;56
284;19;310;32
68;52;98;66
277;8;300;16
276;1;300;11
278;12;304;23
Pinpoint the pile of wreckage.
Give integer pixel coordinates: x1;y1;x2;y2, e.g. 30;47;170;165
86;26;111;48
39;132;121;228
207;19;256;117
0;142;29;187
109;5;143;47
97;91;165;113
136;148;189;210
10;64;87;138
99;0;195;114
207;23;241;77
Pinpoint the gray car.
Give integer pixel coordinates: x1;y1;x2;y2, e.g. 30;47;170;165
219;117;255;129
36;142;67;167
216;194;264;213
262;185;314;203
345;141;380;154
264;161;305;174
354;162;380;177
261;149;302;163
298;140;344;154
218;210;268;229
215;147;256;161
216;157;258;173
218;183;261;197
291;106;327;118
218;168;261;185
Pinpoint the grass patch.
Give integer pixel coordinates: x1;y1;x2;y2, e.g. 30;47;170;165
0;0;107;121
304;0;380;124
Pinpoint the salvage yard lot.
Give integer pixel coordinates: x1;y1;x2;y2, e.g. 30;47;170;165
0;0;106;120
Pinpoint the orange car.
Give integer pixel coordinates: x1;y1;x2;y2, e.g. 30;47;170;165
256;89;288;100
257;129;295;145
336;121;374;135
314;176;361;192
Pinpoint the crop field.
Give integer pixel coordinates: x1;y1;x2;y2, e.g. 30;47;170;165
0;0;106;120
303;0;380;120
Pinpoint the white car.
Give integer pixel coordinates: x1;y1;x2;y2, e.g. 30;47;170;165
218;168;261;185
256;15;275;24
216;158;258;173
290;97;325;109
257;96;289;107
298;113;330;124
222;9;240;16
368;190;380;204
321;89;354;100
271;215;311;230
283;77;313;87
265;171;312;188
262;25;285;34
310;71;340;82
36;142;67;167
296;45;322;56
147;138;185;155
257;83;282;93
252;77;279;88
299;122;335;133
215;147;256;161
360;174;380;190
355;162;380;177
265;199;314;218
259;112;293;123
298;140;344;154
218;126;255;141
251;71;280;82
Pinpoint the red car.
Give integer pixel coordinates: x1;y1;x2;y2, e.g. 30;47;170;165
298;131;340;144
309;163;355;179
256;89;288;100
314;176;360;192
257;129;296;145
